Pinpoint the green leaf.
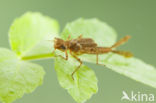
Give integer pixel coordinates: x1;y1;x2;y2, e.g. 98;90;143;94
54;56;98;103
9;12;59;59
61;18;156;89
104;54;156;88
0;48;45;103
80;53;156;88
62;18;117;47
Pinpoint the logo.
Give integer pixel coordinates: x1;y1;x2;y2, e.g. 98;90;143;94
121;91;155;102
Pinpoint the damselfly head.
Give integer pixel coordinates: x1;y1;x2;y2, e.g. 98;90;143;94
54;37;66;51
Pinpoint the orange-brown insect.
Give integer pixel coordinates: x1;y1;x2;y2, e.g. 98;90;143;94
54;35;133;80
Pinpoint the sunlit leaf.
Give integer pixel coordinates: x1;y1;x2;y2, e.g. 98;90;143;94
62;18;117;47
9;12;59;59
55;56;98;103
0;48;45;103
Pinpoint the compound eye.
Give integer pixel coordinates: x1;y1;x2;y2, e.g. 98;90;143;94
60;45;66;50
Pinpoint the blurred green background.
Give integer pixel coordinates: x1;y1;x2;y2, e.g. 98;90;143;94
0;0;156;103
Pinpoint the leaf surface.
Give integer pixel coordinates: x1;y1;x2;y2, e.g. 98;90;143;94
9;12;59;59
62;18;117;47
55;56;98;103
0;48;45;103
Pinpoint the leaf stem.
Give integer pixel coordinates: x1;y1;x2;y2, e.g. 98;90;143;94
21;53;54;61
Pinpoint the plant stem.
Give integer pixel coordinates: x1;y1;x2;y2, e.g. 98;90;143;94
21;53;54;61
